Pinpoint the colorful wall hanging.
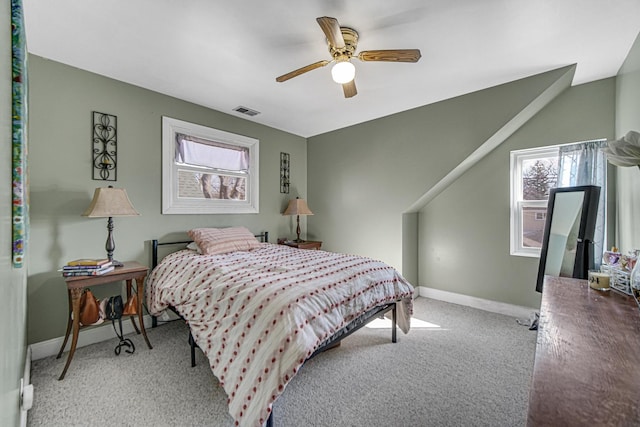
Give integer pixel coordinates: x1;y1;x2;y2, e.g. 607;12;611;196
11;0;28;268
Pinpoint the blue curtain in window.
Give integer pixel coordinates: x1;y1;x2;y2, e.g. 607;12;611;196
557;140;608;268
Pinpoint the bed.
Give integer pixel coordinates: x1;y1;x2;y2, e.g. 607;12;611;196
146;227;414;427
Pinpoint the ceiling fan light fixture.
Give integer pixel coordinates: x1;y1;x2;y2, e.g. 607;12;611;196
331;60;355;84
275;17;421;98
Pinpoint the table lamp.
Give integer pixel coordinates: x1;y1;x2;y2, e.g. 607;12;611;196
283;197;314;242
82;186;140;266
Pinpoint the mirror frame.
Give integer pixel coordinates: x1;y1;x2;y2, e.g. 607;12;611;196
535;185;600;293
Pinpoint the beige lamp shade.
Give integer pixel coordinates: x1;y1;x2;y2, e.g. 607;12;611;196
283;198;313;242
82;187;140;217
82;187;139;265
283;198;313;216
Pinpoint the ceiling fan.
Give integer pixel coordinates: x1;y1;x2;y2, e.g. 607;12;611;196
276;16;421;98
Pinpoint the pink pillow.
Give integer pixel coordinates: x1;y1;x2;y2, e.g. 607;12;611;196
187;227;261;255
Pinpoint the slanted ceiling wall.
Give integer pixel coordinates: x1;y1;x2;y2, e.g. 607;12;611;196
419;79;614;309
308;68;614;309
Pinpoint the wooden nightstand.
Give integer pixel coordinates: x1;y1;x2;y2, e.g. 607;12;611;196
280;240;322;250
57;261;152;380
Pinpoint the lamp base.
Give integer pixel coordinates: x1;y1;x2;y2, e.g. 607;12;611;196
110;259;124;267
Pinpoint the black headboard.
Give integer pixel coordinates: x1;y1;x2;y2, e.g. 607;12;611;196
151;231;269;269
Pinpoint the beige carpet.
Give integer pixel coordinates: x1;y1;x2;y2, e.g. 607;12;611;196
28;297;537;426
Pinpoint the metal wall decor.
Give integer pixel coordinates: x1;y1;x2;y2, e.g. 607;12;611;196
92;111;118;181
280;152;290;194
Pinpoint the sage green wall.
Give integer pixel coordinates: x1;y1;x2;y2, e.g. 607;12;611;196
27;55;307;344
307;67;572;272
1;1;28;424
615;32;640;253
308;70;614;310
26;36;637;344
420;79;614;308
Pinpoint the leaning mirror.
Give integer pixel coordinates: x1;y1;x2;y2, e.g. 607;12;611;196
535;185;600;292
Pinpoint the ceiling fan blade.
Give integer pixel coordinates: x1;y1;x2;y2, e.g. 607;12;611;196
317;16;345;49
342;80;357;98
276;60;330;82
357;49;422;63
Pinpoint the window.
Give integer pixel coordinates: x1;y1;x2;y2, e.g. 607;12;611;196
510;146;559;257
162;117;259;214
511;140;608;260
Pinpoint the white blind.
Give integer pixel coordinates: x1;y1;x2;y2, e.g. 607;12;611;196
175;133;249;172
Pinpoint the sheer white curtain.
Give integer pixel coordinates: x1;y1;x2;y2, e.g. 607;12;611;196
557;140;608;267
175;133;249;171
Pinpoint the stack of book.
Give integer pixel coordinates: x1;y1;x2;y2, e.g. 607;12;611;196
61;258;115;277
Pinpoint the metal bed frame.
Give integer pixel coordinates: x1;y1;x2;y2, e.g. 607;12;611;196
149;231;398;427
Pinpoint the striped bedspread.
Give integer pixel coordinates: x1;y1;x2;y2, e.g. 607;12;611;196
146;243;414;427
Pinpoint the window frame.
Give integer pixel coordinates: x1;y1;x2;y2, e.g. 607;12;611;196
162;116;259;214
510;145;559;257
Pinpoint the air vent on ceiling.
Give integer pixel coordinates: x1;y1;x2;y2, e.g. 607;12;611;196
233;106;261;117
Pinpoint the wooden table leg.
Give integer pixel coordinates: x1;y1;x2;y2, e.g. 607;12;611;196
126;279;141;334
136;275;153;349
56;289;73;359
59;287;83;380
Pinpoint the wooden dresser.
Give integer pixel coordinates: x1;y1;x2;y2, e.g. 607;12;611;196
527;275;640;426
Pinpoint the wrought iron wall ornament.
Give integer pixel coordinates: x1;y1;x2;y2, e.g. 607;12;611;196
92;111;117;181
280;152;290;194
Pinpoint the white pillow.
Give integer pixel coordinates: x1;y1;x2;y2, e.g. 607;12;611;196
186;242;202;253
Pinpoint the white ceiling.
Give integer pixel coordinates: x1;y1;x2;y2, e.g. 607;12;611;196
23;0;640;138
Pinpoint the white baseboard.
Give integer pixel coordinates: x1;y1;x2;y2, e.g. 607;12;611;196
20;346;32;427
31;315;155;361
417;286;537;319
